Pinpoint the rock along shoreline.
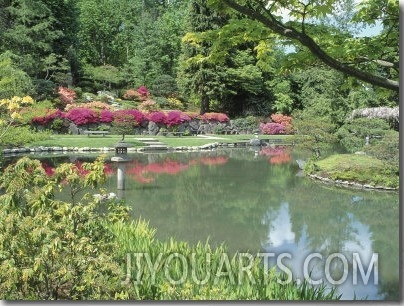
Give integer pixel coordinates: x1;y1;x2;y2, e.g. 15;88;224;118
308;173;398;191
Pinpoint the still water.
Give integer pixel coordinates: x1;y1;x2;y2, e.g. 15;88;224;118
6;146;400;300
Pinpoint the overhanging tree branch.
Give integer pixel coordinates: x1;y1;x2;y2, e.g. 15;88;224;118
221;0;399;91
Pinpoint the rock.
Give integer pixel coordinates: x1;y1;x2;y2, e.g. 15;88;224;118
147;121;159;135
249;138;261;146
296;159;306;170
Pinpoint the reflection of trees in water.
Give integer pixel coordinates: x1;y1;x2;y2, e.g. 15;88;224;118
278;181;399;300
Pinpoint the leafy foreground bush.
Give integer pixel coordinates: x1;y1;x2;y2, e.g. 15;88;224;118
0;157;340;300
0;126;51;148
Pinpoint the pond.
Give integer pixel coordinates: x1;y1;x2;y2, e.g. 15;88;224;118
3;146;399;300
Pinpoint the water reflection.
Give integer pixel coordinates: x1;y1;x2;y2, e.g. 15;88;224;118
261;203;380;299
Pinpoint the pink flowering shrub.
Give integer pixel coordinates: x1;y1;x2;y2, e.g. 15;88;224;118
165;111;191;127
58;86;77;107
99;110;114;123
200;112;229;122
137;86;150;98
65;108;99;126
270;113;293;133
259;113;294;135
147;111;166;125
259;122;286;135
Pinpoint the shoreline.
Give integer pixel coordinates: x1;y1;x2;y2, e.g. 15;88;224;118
308;173;398;191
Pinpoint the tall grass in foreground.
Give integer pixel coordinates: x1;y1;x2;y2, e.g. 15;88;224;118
107;219;341;300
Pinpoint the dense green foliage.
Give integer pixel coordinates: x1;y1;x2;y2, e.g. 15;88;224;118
336;118;391;153
0;0;398;116
304;154;399;189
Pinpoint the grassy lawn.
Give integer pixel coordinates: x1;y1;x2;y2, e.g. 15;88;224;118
28;134;294;148
309;154;399;188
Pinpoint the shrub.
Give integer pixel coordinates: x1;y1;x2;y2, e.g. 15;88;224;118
336;118;390;153
200;112;229;123
122;89;142;101
233;116;259;131
271;113;293;133
147;111;166;125
100;110;114;123
364;130;399;167
0;126;51;148
65;108;99;126
165;111;191;127
138;99;160;113
32;109;65;126
65;101;112;111
57;86;77;107
0;157;131;299
50;117;68;133
166;97;185;110
259;122;286;135
113;109;145;126
137;85;150;98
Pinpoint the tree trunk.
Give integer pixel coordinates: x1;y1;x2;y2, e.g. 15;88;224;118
200;94;210;115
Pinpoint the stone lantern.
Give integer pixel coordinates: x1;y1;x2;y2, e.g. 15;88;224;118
111;141;133;192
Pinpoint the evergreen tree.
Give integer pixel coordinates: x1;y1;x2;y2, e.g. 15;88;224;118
178;0;229;114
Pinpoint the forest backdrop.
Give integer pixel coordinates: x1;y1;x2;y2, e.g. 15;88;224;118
0;0;398;118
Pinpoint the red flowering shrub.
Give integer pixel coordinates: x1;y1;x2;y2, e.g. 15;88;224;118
32;109;65;126
58;86;77;107
65;108;99;126
200;112;229;122
147;111;166;125
259;122;286;135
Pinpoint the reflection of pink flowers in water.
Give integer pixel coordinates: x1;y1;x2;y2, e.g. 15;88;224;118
103;163;114;176
124;156;229;184
41;160;115;177
259;146;291;164
41;161;55;176
40;155;229;184
199;156;229;165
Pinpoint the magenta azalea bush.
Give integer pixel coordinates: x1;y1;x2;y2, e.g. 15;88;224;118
65;108;99;126
99;110;114;123
165;110;191;127
147;111;166;125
